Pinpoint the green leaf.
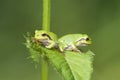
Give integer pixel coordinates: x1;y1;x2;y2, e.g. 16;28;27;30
65;51;94;80
25;34;94;80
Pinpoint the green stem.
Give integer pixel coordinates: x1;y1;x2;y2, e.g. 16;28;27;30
42;0;51;80
42;0;50;31
42;58;48;80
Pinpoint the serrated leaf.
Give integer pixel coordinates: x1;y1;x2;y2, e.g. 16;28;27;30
65;51;94;80
29;44;75;80
25;34;94;80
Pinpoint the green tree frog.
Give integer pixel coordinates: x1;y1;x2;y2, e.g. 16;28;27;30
34;30;58;49
58;34;92;52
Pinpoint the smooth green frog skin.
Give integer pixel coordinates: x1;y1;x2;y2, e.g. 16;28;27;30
34;30;58;49
58;34;92;52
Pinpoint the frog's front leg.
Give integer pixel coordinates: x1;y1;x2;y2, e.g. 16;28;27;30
45;40;56;49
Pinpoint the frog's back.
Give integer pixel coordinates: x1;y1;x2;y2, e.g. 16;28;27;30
59;34;83;44
35;30;58;41
48;31;58;41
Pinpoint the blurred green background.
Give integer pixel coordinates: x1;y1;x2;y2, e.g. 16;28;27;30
0;0;120;80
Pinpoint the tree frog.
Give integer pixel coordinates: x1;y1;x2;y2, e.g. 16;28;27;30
34;30;58;49
58;34;92;52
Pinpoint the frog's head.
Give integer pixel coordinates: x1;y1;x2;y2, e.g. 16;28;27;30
34;30;52;41
76;34;92;46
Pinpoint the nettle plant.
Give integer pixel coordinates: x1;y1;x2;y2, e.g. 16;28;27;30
25;0;94;80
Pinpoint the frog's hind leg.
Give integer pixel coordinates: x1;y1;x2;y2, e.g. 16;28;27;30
65;44;81;52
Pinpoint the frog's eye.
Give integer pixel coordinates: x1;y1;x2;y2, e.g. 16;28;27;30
86;38;90;41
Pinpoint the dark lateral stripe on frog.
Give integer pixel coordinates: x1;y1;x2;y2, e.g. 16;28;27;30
77;37;89;42
42;33;52;40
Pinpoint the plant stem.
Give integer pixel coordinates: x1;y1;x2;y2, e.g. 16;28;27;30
42;0;51;80
42;0;50;31
42;58;48;80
